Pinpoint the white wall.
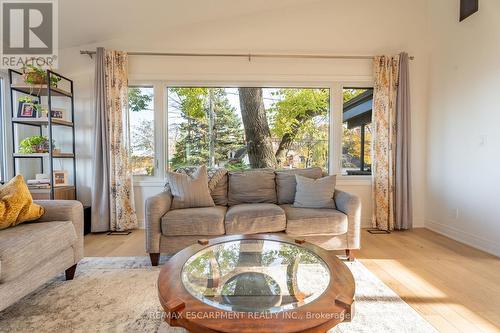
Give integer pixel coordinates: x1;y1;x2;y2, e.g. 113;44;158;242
425;0;500;256
56;0;430;228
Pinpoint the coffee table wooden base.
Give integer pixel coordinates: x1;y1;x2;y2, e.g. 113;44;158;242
158;234;355;333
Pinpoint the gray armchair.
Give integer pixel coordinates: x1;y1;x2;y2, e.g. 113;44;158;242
0;200;83;311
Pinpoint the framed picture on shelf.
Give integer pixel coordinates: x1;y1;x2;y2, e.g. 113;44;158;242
53;170;69;187
17;102;38;118
50;108;64;119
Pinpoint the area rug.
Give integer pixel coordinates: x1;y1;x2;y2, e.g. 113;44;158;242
0;257;437;333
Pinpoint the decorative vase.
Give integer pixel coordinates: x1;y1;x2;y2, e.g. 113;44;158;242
34;141;49;153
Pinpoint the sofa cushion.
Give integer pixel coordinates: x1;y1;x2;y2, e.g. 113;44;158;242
228;169;277;206
294;174;336;209
281;205;347;236
210;171;228;206
171;166;228;206
0;221;77;282
166;165;215;210
161;206;226;236
225;203;286;234
275;167;323;204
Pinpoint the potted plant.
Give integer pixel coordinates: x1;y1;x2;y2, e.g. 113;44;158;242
19;136;55;154
22;65;61;87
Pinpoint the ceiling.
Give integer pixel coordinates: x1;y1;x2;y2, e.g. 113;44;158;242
58;0;316;49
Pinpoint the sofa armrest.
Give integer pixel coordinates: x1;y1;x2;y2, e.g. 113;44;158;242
145;190;172;253
334;190;361;249
34;200;84;261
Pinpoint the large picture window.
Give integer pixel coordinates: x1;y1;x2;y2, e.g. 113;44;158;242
167;87;330;171
129;86;155;176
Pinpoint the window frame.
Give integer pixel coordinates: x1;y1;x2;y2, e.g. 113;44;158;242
0;76;4;184
128;81;165;182
336;82;374;184
130;79;373;186
341;86;374;176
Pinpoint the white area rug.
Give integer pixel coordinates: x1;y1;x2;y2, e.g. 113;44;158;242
0;257;437;333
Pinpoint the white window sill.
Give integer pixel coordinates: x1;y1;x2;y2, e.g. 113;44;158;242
336;175;372;186
133;178;166;187
133;176;371;187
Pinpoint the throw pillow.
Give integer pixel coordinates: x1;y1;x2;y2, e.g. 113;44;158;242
165;166;228;206
166;165;215;209
0;175;45;230
293;174;336;209
275;167;323;204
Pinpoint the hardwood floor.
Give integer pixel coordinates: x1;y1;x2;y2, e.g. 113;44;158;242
84;228;500;333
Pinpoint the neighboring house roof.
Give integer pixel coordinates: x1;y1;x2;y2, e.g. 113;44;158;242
343;89;373;128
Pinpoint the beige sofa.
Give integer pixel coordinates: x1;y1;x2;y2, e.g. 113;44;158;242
145;168;361;265
0;200;83;311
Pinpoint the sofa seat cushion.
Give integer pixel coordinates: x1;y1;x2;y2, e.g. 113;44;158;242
281;205;348;236
0;221;77;282
161;206;226;236
225;203;286;235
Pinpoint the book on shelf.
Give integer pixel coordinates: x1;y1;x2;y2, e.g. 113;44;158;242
27;179;50;185
28;184;51;189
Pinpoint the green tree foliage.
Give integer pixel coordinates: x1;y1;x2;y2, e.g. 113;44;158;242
129;87;153;112
169;88;244;169
269;88;329;168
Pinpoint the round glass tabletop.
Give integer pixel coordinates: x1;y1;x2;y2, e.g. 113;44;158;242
181;239;331;313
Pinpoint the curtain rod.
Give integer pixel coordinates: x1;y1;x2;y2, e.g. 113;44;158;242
79;50;414;61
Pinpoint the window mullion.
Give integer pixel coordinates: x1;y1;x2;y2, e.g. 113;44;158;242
330;82;343;175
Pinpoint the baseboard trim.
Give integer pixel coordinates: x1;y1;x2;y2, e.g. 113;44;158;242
425;219;500;257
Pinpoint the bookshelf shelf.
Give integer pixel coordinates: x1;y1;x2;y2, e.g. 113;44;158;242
12;117;74;127
10;83;72;97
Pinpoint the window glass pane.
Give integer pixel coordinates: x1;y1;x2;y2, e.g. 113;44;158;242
167;87;330;172
129;86;154;176
342;88;373;175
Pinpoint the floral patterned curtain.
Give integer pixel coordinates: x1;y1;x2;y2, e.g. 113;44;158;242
372;55;400;231
104;50;138;231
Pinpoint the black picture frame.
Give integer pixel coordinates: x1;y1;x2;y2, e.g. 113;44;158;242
17;102;38;118
460;0;479;22
51;110;64;119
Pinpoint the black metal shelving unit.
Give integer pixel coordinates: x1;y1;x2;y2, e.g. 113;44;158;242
8;69;77;200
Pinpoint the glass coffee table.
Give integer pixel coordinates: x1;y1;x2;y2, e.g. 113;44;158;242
158;235;355;333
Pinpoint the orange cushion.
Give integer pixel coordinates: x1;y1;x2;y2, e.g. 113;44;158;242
0;175;45;230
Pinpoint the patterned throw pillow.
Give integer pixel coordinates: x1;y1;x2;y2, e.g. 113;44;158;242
293;174;336;209
166;165;215;210
165;166;228;206
0;175;45;230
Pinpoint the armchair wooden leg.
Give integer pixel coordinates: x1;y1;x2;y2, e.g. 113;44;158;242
345;249;355;262
150;253;160;266
65;263;77;280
